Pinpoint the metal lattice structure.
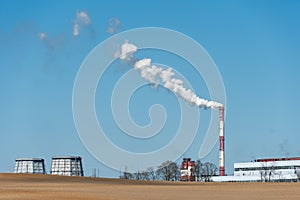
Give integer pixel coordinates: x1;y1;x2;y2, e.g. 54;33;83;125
50;156;84;176
14;158;45;174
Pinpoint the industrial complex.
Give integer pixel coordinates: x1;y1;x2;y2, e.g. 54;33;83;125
11;107;300;182
14;156;84;177
180;106;300;182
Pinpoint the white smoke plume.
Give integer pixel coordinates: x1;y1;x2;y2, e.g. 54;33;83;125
73;10;91;36
106;18;121;34
118;41;223;109
38;32;47;40
114;40;137;61
37;32;65;51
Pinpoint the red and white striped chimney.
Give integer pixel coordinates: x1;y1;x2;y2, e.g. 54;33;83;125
219;106;225;176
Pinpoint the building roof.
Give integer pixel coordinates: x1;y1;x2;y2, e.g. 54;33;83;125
234;159;300;168
255;157;300;162
52;156;82;159
15;158;44;161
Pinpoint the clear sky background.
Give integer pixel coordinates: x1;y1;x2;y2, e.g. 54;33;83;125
1;0;300;177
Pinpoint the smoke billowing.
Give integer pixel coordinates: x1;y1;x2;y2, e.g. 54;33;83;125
37;32;65;51
107;18;121;34
73;10;91;36
118;41;223;109
114;40;137;61
38;32;47;40
280;140;290;158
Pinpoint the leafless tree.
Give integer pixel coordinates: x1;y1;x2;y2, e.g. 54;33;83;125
121;171;134;180
259;162;275;182
146;167;156;180
268;163;275;182
120;166;134;180
294;167;300;182
194;159;203;181
260;163;268;182
156;161;179;181
120;160;218;182
139;171;147;180
134;171;142;180
202;162;217;182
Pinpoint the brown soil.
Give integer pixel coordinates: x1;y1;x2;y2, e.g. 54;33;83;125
0;173;299;200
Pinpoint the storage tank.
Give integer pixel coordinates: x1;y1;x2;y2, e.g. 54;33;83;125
50;156;83;176
14;158;45;174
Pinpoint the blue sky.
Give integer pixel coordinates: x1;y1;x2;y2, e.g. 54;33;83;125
1;0;300;177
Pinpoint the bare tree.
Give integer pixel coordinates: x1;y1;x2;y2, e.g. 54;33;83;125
139;171;147;180
202;162;217;182
134;171;142;180
259;163;268;182
146;167;156;180
268;163;275;182
156;161;179;181
121;171;134;180
259;162;275;182
194;159;203;181
294;167;300;182
120;166;134;180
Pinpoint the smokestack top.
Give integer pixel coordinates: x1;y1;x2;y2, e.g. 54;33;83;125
219;106;224;121
219;106;224;111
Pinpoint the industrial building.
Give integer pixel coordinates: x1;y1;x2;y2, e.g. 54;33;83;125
14;158;45;174
50;156;84;176
180;158;196;181
212;157;300;182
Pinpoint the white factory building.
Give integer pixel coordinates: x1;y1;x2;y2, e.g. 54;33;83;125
212;157;300;182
